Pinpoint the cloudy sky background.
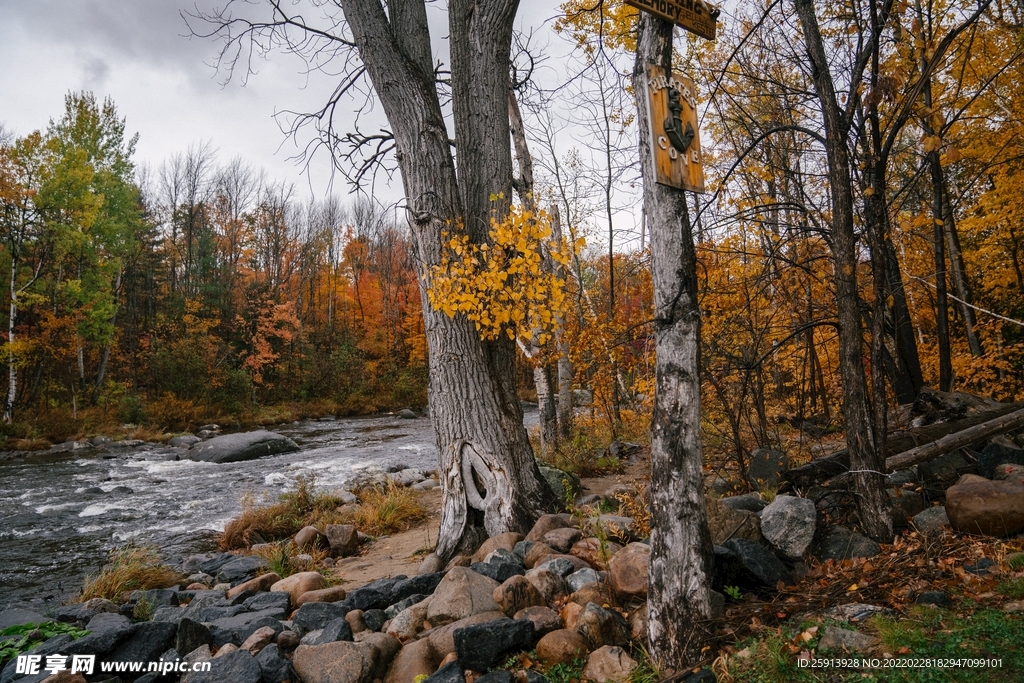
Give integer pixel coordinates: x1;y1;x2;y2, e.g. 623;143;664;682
0;0;651;246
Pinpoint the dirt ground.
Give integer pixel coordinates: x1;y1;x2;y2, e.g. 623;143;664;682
328;456;650;588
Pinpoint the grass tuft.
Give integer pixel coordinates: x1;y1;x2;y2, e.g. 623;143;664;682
78;544;182;604
333;481;429;537
219;476;346;550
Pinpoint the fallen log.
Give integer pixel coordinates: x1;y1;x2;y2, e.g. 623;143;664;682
885;406;1024;471
784;402;1024;489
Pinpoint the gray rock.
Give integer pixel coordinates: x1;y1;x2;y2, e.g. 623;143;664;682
389;468;425;486
915;590;952;607
978;442;1024;479
472;560;525;583
417;553;445;575
176;618;214;656
485;548;521;567
715;539;792;589
0;608;46;631
243;591;291;614
207;609;284;646
706;495;763;545
385;594;428;619
885;467;919;488
216;555;270;585
293;602;349;635
426;567;501;626
110;621;178;666
720;493;767;514
536;557;575;578
912;506;950;533
256;643;297;683
818;626;878;653
183;649;263;683
170;434;202;448
538;465;583;504
453;617;533;671
814;526;881;561
398;409;418;419
153;605;184;622
567;568;601;592
575;602;629;649
304;617;353;645
292;640;377;683
760;495;816;560
179;596;244;623
185;430;299;464
63;613;134;656
890;490;925;527
326;523;359;558
918;451;970;490
823;603;891;623
424;661;467;683
130;587;180;608
747;448;789;489
362;609;387;632
513;541;535;565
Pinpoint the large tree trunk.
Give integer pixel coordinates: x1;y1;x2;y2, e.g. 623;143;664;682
551;206;576;442
634;15;713;670
341;0;555;560
794;0;893;542
941;182;984;357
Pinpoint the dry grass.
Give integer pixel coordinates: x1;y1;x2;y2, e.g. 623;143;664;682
246;541;340;581
613;478;651;538
326;481;429;537
6;437;52;451
78;544;182;603
219;477;347;550
126;426;173;443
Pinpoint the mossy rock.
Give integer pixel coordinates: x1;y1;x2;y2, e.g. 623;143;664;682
538;464;582;507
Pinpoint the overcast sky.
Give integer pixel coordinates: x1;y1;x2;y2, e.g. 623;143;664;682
0;0;570;202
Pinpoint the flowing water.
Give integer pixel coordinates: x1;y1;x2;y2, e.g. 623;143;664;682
0;413;450;611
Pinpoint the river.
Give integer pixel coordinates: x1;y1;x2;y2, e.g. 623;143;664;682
0;413;454;611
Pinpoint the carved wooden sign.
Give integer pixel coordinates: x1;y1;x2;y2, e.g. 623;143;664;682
644;64;705;193
624;0;719;40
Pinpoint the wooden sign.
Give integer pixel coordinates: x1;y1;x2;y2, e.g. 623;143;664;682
644;64;705;193
624;0;719;40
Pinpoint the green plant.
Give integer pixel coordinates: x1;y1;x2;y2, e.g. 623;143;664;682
0;622;90;665
724;585;743;601
132;596;153;621
998;576;1024;600
545;658;587;683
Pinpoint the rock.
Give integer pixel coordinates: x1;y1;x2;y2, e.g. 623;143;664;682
419;553;446;575
608;542;650;602
536;629;590;665
817;626;879;653
570;538;622;570
915;591;952;608
398;409;418;419
426;567;501;626
294;602;350;635
227;572;281;599
513;540;535;564
536;557;576;578
307;617;355;645
524;543;556;569
184;649;263;683
218;643;241;658
257;643;297;683
346;610;368;635
423;661;466;683
110;621;178;666
357;632;402;679
524;568;571;603
244;591;291;614
472;560;525;583
946;474;1024;536
272;571;327;605
484;547;520;567
63;613;133;656
720;493;767;514
295;526;329;550
176;618;215;656
207;609;285;647
292;641;377;683
240;625;278;654
814;527;881;561
995;463;1024;482
296;585;348;607
715;539;792;589
747;448;789;489
706;496;763;545
363;609;387;632
575;603;629;649
582;645;638;683
964;558;996;576
823;603;891;623
568;583;614;607
39;673;87;683
0;608;47;630
477;672;514;683
912;506;950;533
51;598;121;624
383;638;438;683
978;442;1024;479
890;490;925;527
919;451;970;493
425;612;508;659
276;630;301;649
886;467;919;487
216;555;270;585
390;468;426;487
185;430;299;464
544;528;583;553
628;605;647;641
527;514;572;543
514;606;563;637
567;568;601;593
170;434;202;448
326;524;361;558
760;495;816;560
710;590;726;619
590;515;639;542
453;618;533;671
387;599;431;642
539;465;582;503
493;575;546;616
705;474;733;496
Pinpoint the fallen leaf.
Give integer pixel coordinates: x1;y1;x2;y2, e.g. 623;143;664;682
848;583;859;592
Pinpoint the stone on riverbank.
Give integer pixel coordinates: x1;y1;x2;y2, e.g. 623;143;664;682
185;430;299;464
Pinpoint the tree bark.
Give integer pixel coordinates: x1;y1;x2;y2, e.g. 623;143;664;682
794;0;893;541
634;14;713;670
941;183;984;357
341;0;555;560
550;205;576;442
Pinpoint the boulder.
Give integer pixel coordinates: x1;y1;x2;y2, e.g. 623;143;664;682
355;632;401;679
538;466;582;504
183;649;263;683
257;643;297;683
244;591;291;614
747;448;788;489
628;605;647;641
536;557;576;578
493;575;546;616
995;463;1024;482
715;539;792;589
386;599;431;642
0;608;46;631
912;506;950;533
398;409;418;419
814;526;881;561
527;514;572;543
383;638;438;683
277;631;301;649
216;555;270;585
293;641;377;683
589;515;639;542
544;528;583;554
582;645;637;683
109;621;178;665
240;625;278;654
185;430;299;464
570;538;622;570
272;571;327;605
720;493;767;514
919;451;970;493
706;496;763;545
227;572;281;599
326;524;360;558
294;602;350;635
177;618;215;656
760;495;816;560
207;609;284;647
295;526;329;550
423;661;466;683
453;618;533;671
817;626;879;653
472;560;525;583
425;612;508;659
363;609;388;632
304;617;354;645
574;603;629;649
524;543;557;568
890;490;925;527
946;473;1024;536
346;610;367;635
536;629;589;665
426;567;500;625
63;613;133;656
977;442;1024;479
608;542;649;602
567;582;615;607
524;568;571;603
170;434;201;448
514;606;563;637
561;603;583;630
473;532;526;563
567;568;601;593
418;553;445;575
296;586;348;607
